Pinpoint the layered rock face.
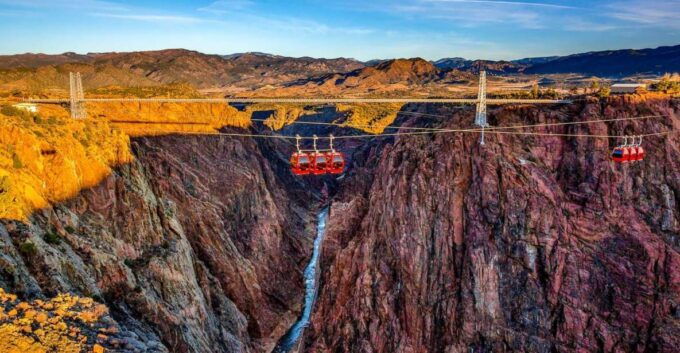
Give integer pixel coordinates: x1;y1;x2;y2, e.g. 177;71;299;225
305;96;679;352
1;132;319;352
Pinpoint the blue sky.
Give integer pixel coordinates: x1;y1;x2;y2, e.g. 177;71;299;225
0;0;678;61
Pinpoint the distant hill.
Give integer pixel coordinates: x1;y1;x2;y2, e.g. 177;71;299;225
364;59;390;67
0;49;364;91
1;44;678;94
303;58;440;88
524;45;680;76
511;56;560;66
433;57;470;70
250;58;450;96
0;52;91;69
460;60;525;74
432;45;680;76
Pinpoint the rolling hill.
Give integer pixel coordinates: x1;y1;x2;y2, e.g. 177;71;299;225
523;45;680;76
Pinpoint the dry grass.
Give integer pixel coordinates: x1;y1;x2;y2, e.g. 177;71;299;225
247;103;311;130
336;103;404;133
0;288;111;353
85;102;251;137
0;103;132;220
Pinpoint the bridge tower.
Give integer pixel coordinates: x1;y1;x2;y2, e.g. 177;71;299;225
474;70;488;145
69;72;86;119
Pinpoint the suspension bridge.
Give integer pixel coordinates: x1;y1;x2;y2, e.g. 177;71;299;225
25;71;571;144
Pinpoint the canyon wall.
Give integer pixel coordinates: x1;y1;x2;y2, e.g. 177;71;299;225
1;132;319;352
1;94;678;353
306;96;679;352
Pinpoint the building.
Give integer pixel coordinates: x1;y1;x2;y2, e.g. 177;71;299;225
611;83;647;94
12;103;38;113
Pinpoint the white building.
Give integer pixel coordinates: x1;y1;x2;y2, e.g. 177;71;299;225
611;83;646;94
12;103;39;113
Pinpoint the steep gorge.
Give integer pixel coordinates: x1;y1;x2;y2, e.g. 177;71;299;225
0;95;678;353
1;131;323;352
305;96;679;352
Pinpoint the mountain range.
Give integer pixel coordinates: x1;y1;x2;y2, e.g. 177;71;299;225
432;45;680;76
0;44;677;94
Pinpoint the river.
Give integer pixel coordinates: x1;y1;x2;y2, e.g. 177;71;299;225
272;208;328;353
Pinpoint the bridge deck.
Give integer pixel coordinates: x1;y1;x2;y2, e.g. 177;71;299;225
26;98;571;104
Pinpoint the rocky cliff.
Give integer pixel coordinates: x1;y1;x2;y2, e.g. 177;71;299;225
1;131;322;352
305;95;679;352
0;95;678;353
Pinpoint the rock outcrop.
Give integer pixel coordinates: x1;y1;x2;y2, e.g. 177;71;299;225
1;132;320;352
305;95;679;352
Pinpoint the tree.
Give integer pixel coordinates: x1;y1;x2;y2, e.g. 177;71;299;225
652;73;680;94
530;83;539;98
590;80;600;93
597;86;611;98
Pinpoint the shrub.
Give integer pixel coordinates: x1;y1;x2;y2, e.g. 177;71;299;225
651;75;680;94
44;231;61;245
64;226;76;234
19;241;37;256
12;154;23;169
597;86;611;98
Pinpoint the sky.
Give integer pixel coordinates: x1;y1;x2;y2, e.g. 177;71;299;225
0;0;678;61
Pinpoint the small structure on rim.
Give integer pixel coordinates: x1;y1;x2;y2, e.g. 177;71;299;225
12;103;38;113
611;83;647;94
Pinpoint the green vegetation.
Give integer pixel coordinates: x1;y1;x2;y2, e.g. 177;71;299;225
490;88;561;100
651;73;680;94
597;85;611;98
590;80;600;92
19;241;37;256
88;83;202;98
43;230;61;245
336;103;404;134
531;83;539;98
11;154;23;169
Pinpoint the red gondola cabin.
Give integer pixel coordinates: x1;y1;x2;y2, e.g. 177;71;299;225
326;152;345;174
290;152;311;175
635;146;645;161
311;153;328;175
611;147;628;163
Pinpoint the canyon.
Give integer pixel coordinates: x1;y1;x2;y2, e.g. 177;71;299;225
0;94;678;352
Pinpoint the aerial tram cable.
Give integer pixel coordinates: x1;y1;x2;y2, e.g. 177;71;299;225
153;127;671;175
248;114;667;134
154;126;674;140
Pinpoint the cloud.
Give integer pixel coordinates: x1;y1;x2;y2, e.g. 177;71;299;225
0;0;209;24
421;0;577;10
0;0;127;12
390;1;546;29
561;17;620;32
606;0;680;29
198;3;375;35
199;0;254;14
0;9;39;17
242;14;375;35
91;13;205;24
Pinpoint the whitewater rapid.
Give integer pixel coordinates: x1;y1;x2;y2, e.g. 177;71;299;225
273;208;328;353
